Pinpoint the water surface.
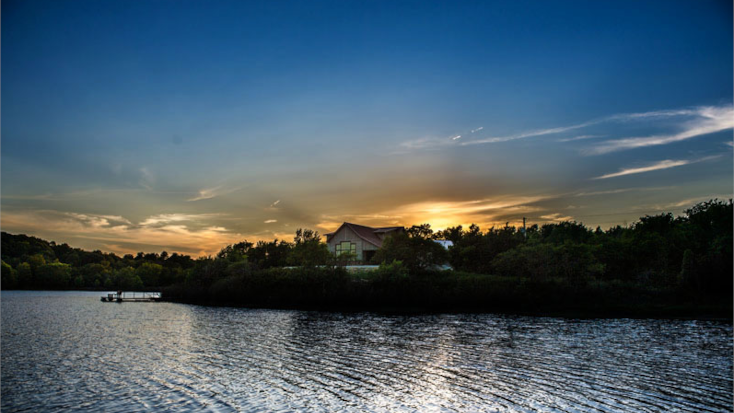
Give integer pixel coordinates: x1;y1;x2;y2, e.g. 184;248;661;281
2;291;732;412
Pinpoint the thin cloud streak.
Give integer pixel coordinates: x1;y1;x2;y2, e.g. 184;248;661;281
396;104;733;152
188;186;222;202
397;136;456;151
187;186;244;202
587;106;734;154
557;135;604;142
460;121;598;146
139;213;225;227
606;108;698;120
592;156;721;180
540;212;574;222
267;199;282;211
593;160;691;180
574;186;674;197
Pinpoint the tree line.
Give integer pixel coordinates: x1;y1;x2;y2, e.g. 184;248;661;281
1;199;731;306
392;199;732;298
0;228;332;290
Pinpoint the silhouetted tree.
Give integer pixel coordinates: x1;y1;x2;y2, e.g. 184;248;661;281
288;229;331;267
374;231;448;272
407;223;433;239
217;241;253;262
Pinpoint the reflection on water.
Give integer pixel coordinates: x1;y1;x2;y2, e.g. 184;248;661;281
2;291;732;412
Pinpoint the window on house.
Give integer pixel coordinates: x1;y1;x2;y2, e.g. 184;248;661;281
335;241;356;258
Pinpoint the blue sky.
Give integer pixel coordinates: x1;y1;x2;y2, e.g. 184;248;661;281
2;0;732;256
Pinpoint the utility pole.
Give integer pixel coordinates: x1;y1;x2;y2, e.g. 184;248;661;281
523;217;527;239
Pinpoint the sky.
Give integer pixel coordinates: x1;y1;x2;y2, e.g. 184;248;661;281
2;0;732;257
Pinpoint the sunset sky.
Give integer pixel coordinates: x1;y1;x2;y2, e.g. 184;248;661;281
2;0;732;257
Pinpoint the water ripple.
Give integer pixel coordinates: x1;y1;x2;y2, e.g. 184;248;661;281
2;291;732;412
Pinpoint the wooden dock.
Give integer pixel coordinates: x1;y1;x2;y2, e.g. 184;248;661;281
100;292;161;302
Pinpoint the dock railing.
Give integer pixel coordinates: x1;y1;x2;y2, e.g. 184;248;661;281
118;292;161;300
101;291;162;302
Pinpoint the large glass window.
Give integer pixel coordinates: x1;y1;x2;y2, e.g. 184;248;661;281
335;241;357;258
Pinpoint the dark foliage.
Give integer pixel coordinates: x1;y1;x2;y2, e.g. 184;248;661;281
373;230;448;271
433;199;732;299
2;200;732;316
0;231;192;290
1;227;330;290
288;229;332;267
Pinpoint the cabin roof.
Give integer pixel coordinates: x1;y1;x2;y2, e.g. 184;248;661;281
326;222;403;248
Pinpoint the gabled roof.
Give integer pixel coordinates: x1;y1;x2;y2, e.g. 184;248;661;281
326;222;403;248
373;226;404;233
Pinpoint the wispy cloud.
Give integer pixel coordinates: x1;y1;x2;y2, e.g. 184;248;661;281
398;121;598;150
266;199;282;211
188;186;222;202
460;121;598;146
593;160;689;180
398;126;482;150
539;212;574;222
397;136;453;151
264;219;277;224
592;156;721;180
1;210;244;256
66;213;132;228
557;134;604;142
574;186;673;197
140;213;224;227
587;106;734;154
187;185;243;202
606;108;699;121
139;167;154;190
396;104;733;153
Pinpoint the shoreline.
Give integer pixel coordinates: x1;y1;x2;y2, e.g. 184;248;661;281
161;296;733;321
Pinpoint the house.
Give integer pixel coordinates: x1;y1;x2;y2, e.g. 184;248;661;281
325;222;404;262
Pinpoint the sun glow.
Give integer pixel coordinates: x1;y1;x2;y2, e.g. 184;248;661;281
392;196;549;230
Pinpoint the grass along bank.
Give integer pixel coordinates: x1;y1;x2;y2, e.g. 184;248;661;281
161;265;732;319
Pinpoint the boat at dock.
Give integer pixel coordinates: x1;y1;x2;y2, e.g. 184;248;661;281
100;292;161;302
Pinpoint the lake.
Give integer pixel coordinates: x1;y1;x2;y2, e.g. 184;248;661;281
2;291;732;412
